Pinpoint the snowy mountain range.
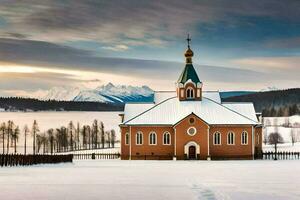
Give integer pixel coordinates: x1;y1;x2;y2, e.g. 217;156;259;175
36;83;154;104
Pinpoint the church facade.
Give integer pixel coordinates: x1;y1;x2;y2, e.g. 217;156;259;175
119;37;262;160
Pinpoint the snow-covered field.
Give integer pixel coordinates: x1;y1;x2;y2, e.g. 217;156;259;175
1;160;300;200
0;111;121;154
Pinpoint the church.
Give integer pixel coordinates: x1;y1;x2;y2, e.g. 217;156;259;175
119;37;262;160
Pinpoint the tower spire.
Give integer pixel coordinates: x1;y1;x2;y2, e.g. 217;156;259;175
184;34;194;63
187;34;191;48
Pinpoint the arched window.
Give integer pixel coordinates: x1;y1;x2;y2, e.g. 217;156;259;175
136;132;143;145
149;132;157;145
125;132;129;145
227;132;235;145
213;132;221;145
186;87;195;99
163;132;171;145
241;131;248;145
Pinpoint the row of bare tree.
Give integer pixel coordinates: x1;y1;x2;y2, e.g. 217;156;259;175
0;119;117;154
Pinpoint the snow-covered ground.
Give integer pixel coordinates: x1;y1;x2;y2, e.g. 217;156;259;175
1;160;300;200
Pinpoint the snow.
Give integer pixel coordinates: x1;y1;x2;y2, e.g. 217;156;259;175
223;102;258;122
26;83;153;103
153;91;221;104
0;111;121;154
124;97;258;125
123;103;154;122
1;160;300;200
263;143;300;152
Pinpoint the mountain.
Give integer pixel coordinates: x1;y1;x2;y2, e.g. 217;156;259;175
38;83;154;104
219;91;256;99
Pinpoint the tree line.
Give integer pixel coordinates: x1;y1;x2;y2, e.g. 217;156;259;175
0;119;117;155
262;104;299;117
223;88;300;116
0;97;124;111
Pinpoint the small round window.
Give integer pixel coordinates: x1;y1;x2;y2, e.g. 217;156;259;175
189;117;195;124
187;127;197;136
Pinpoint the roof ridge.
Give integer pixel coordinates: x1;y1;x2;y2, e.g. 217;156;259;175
123;96;177;124
203;97;258;124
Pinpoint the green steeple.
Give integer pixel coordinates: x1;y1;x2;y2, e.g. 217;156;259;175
177;35;201;84
177;63;201;84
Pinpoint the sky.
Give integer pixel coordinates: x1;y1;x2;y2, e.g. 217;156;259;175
0;0;299;97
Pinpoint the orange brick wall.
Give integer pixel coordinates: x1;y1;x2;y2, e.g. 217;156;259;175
121;120;261;160
209;126;253;159
174;114;209;160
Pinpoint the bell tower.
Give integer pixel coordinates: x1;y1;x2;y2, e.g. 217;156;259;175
176;35;202;101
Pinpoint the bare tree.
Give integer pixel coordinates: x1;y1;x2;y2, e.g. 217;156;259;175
32;120;39;155
290;128;297;146
268;132;284;160
92;120;99;149
47;128;54;154
110;129;116;148
11;126;20;154
105;131;111;148
68;121;74;151
100;122;105;148
0;122;6;154
76;122;80;150
6;120;14;154
23;125;30;155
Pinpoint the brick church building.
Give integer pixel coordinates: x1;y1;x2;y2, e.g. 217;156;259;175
120;37;262;160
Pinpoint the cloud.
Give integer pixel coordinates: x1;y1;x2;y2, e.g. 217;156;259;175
1;0;300;46
264;37;300;49
102;44;129;51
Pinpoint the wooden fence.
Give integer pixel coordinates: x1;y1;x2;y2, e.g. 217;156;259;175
0;154;73;167
73;153;120;160
262;151;300;160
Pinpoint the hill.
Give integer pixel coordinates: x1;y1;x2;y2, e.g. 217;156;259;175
222;88;300;117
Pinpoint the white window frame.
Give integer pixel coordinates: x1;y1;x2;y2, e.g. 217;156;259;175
125;132;129;145
186;87;195;99
163;131;171;145
213;132;221;145
227;131;235;145
241;131;248;145
149;131;157;145
187;127;197;136
136;131;143;145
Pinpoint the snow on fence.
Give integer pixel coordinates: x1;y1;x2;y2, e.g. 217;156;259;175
0;154;73;167
262;151;300;160
72;153;120;160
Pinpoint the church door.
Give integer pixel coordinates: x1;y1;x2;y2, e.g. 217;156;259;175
188;146;196;160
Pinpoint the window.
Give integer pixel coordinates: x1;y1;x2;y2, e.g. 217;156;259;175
163;132;171;145
125;132;129;145
187;127;197;136
186;87;195;99
189;117;195;124
136;132;143;145
213;132;221;145
256;133;260;145
227;132;235;145
241;131;248;145
149;132;157;145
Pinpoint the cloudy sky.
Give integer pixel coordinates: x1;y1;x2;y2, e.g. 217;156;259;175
0;0;299;96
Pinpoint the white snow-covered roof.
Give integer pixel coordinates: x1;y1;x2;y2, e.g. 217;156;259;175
154;91;221;104
123;103;154;122
222;102;258;122
123;97;259;126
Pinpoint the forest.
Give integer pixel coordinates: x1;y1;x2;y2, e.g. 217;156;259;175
0;97;124;111
223;88;300;117
0;119;117;155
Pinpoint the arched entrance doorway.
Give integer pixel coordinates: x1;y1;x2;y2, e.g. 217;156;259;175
184;141;200;160
188;146;196;159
